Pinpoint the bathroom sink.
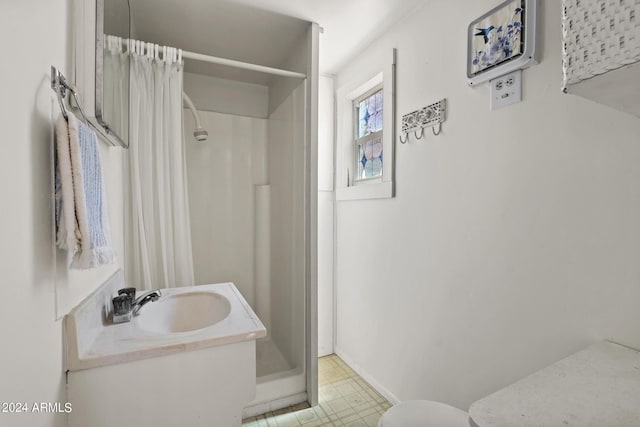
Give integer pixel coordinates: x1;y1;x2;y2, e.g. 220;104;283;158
65;275;266;371
136;291;231;334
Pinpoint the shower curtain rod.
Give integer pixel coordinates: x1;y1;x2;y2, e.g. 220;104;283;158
114;36;307;79
181;50;306;79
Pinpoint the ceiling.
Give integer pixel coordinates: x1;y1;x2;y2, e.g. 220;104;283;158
129;0;424;84
222;0;424;74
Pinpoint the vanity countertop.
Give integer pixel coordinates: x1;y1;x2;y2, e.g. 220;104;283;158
65;273;266;372
469;341;640;427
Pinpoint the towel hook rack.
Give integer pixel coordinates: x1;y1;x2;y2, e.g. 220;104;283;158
399;98;447;144
51;66;89;125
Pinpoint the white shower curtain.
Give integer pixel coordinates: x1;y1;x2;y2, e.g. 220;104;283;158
125;42;195;290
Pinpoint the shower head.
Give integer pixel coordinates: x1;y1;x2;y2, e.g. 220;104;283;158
183;91;208;142
194;127;208;142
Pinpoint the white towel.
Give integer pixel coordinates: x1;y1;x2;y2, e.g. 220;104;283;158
55;114;79;254
55;113;115;269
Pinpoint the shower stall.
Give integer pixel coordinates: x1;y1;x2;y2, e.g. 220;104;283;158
120;0;319;415
179;25;318;417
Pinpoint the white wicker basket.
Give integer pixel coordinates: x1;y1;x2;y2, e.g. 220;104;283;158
562;0;640;89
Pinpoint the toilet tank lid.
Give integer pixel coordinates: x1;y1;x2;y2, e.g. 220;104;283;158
379;400;469;427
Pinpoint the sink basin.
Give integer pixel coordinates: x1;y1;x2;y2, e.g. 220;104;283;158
136;291;231;334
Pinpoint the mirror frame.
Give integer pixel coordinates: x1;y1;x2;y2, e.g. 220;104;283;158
95;0;130;148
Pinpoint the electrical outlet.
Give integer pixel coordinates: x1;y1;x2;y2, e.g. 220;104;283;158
490;70;522;110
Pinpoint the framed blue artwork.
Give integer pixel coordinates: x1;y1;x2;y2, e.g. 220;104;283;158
467;0;538;86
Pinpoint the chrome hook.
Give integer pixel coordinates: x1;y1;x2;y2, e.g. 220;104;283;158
51;66;89;125
70;89;90;125
399;132;409;144
414;128;424;140
432;122;442;136
51;66;68;121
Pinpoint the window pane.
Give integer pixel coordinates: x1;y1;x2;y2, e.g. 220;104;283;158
373;111;382;132
367;97;376;115
356;90;383;138
356;144;365;177
356;137;383;180
358;100;367;137
375;92;383;111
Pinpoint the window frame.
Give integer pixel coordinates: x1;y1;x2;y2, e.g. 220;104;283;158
335;48;396;201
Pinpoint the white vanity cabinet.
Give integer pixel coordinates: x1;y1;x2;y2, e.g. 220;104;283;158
65;271;266;427
562;0;640;117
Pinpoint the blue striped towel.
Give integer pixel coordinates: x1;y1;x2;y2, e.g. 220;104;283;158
55;113;115;269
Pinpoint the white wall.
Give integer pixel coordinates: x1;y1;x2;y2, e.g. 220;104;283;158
183;72;269;119
0;1;125;426
318;75;335;357
268;33;309;116
334;0;640;410
182;71;271;308
184;109;267;308
268;84;306;368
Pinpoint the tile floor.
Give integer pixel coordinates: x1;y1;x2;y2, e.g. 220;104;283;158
242;354;391;427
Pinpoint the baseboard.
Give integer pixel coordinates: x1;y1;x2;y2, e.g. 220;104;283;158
334;346;400;405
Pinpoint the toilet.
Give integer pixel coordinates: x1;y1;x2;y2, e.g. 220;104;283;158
377;400;469;427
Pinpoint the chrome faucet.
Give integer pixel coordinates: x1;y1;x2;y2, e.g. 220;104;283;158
112;288;162;323
132;290;162;316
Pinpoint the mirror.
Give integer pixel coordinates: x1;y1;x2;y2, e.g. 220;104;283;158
96;0;130;147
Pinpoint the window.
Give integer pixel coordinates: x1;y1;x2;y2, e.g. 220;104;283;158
335;48;395;201
354;86;383;182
